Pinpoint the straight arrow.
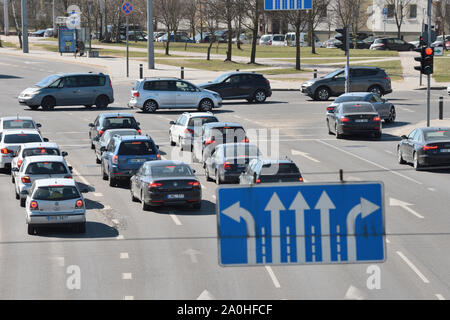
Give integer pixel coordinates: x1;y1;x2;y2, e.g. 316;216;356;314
389;197;424;219
289;192;310;264
183;249;202;263
314;191;335;263
265;193;285;264
291;149;321;163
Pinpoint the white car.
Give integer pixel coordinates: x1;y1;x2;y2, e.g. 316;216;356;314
0;129;46;172
11;142;66;183
25;178;86;235
259;34;273;45
271;34;285;46
0;116;42;133
169;112;219;150
13;155;72;207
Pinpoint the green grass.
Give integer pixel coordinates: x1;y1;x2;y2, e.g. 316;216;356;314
155;58;268;71
285;57;384;64
433;57;450;82
260;68;313;75
328;60;404;81
0;41;19;49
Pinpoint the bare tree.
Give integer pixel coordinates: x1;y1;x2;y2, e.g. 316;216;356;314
330;0;366;36
385;0;413;38
204;0;220;60
435;0;450;50
10;0;22;48
284;10;308;70
184;0;197;40
216;0;235;61
243;0;263;64
307;0;329;54
156;0;183;55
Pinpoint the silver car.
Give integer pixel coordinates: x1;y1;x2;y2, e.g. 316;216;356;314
93;128;139;163
128;78;222;113
0;116;42;134
13;155;72;207
25;178;86;235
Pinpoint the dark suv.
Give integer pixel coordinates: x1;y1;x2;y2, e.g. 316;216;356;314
198;72;272;103
370;38;415;51
301;67;392;101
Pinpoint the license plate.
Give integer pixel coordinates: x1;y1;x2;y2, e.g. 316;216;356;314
441;149;450;153
47;215;68;221
130;159;145;163
167;194;184;199
354;119;368;123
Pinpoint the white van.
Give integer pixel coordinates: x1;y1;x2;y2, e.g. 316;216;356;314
284;32;323;47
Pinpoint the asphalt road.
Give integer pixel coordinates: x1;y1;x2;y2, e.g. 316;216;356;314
0;54;450;300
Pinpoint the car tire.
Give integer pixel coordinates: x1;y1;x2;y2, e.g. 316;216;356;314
143;99;158;113
413;152;421;171
102;164;108;180
95;95;109;109
215;170;222;185
41;96;56;111
15;188;19;199
20;198;26;207
386;107;396;123
374;131;382;140
335;124;342;139
254;90;267;103
246;98;254;103
314;87;330;101
28;105;39;110
368;85;383;96
96;156;101;164
169;132;176;146
84;105;93;109
131;188;139;202
12;174;15;184
199;98;213;112
397;147;406;164
27;224;36;235
192;202;202;210
205;167;213;181
109;174;116;187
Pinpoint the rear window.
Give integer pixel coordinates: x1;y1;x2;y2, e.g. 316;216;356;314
143;81;175;91
374;39;384;43
150;165;193;177
342;104;375;113
211;126;245;135
188;117;218;127
33;186;80;201
23;148;60;157
4;134;42;144
223;145;260;158
25;162;68;175
103;117;138;129
259;163;301;183
3;120;35;130
261;163;300;174
424;130;450;141
118;140;157;155
335;95;367;103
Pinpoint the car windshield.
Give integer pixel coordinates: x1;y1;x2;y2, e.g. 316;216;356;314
23;148;60;157
3;120;35;130
212;74;231;83
188;117;218;127
118;140;157;155
35;75;61;88
223;145;261;158
424;130;450;141
25;162;68;175
342;104;376;113
103;117;138;129
374;39;383;43
33;186;80;201
335;95;367;103
324;69;344;79
150;164;194;177
273;35;284;41
4;134;42;144
261;35;271;41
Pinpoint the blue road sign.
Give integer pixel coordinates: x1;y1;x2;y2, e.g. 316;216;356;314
382;7;388;15
58;26;76;53
217;182;385;266
265;0;312;10
122;1;133;15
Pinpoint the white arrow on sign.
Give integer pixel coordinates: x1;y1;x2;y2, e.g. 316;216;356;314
183;249;202;263
264;193;285;264
222;201;256;265
197;289;215;300
389;198;424;219
314;191;336;263
291;149;321;163
346;198;380;262
288;192;310;264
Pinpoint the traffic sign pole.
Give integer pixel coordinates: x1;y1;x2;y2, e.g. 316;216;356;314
121;1;133;77
147;0;155;69
126;15;129;78
427;0;432;127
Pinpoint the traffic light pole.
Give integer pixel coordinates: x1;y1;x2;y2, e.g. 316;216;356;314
345;25;350;93
426;0;431;127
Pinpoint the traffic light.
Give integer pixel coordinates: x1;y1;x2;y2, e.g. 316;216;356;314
414;46;434;74
414;47;424;73
335;27;348;52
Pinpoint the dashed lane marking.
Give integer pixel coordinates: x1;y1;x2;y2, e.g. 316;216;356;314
396;251;430;284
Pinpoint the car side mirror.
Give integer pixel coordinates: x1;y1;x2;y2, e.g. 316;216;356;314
88;123;94;127
62;151;68;157
401;135;408;140
192;169;196;173
68;166;73;172
137;122;140;126
11;167;19;172
43;138;49;142
169;121;175;125
36;123;42;128
100;147;106;152
156;145;159;149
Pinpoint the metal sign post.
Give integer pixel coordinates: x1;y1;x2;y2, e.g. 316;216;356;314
427;0;431;127
147;0;155;69
122;1;133;78
345;25;350;93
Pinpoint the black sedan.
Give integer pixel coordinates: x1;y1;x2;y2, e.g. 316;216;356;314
239;158;303;185
204;143;261;184
198;72;272;103
397;127;450;170
327;102;382;139
130;160;201;211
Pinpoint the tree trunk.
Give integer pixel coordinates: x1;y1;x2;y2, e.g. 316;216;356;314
207;40;213;60
226;17;232;61
236;18;242;50
165;27;170;55
295;20;300;70
309;12;316;54
11;0;22;49
249;1;259;64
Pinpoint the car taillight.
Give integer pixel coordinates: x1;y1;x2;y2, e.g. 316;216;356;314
137;129;142;134
423;145;438;150
21;176;31;183
64;175;73;179
340;117;350;122
373;116;381;121
223;162;232;170
156;154;161;159
256;179;261;184
133;91;140;97
17;159;23;168
384;76;391;80
327;107;335;111
1;148;12;154
99;130;105;137
112;155;118;164
299;177;304;182
109;78;112;87
265;79;270;85
269;40;272;45
149;182;163;188
205;139;215;146
242;137;249;143
184;128;194;134
30;201;39;211
75;199;84;208
188;181;200;187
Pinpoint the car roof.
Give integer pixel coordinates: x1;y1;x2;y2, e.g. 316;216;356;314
1;129;41;134
339;101;374;108
141;77;181;81
217;71;263;77
419;127;450;132
257;159;296;165
115;135;152;142
21;142;59;149
339;92;371;97
183;112;215;118
203;122;243;128
145;160;189;167
217;142;257;149
24;155;65;163
1;116;34;121
50;72;107;77
100;113;135;118
33;178;77;188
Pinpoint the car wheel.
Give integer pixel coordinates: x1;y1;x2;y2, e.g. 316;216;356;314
95;95;109;109
169;131;176;146
205;167;213;181
143;99;158;113
102;164;108;180
96;155;101;164
368;85;383;96
109;174;116;187
413;152;421;171
41;96;56;111
28;105;39;110
335;124;342;139
215;170;222;185
199;98;213;112
27;224;37;235
192;202;202;210
12;174;15;184
386;107;396;123
397;147;406;164
246;98;254;103
20;198;26;207
254;90;267;103
314;87;330;101
131;187;139;202
374;131;382;140
15;188;20;199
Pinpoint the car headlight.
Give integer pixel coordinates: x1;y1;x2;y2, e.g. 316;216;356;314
23;92;39;98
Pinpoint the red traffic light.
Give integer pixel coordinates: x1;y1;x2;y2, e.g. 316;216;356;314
425;47;433;55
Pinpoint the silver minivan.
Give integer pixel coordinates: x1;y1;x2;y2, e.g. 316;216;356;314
18;73;114;110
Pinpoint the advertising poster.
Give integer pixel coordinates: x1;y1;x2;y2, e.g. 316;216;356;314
58;26;76;53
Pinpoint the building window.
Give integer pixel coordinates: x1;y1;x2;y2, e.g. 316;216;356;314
409;4;417;19
387;5;395;18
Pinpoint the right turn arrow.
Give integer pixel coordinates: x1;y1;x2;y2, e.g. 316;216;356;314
389;197;424;219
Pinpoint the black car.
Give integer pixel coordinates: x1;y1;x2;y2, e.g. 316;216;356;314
326;102;382;139
193;122;249;164
239;158;303;185
397;127;450;170
198;72;272;103
370;38;415;51
204;143;261;184
130;160;201;210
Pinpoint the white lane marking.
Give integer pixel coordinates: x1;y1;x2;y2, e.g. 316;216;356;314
428;187;436;192
344;285;366;300
120;253;129;259
396;251;430;284
169;213;182;226
265;266;281;288
70;167;91;187
156;115;173;122
124;296;135;300
212;195;216;200
197;289;215;300
435;294;445;300
384;150;394;154
385;238;390;243
389;198;424;219
201;185;205;189
93;192;103;197
104;205;112;210
122;273;133;280
318;140;423;185
396;106;415;113
291;149;321;163
112;219;119;225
